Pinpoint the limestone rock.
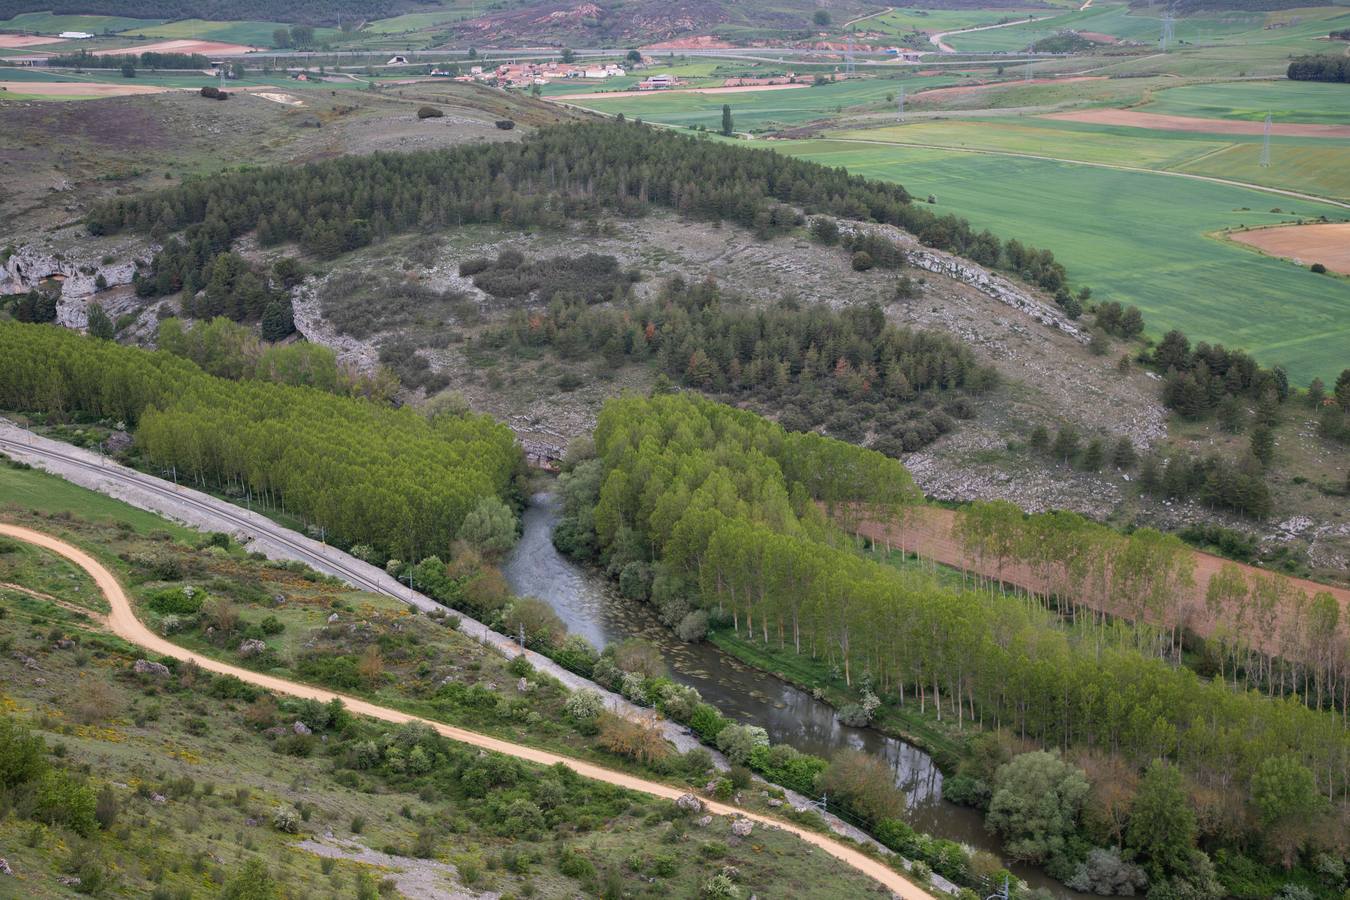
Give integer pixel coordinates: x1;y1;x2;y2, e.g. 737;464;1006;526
134;659;172;677
675;793;705;814
731;818;753;837
237;639;268;658
293;721;312;735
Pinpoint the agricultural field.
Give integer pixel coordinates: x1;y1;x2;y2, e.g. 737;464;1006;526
1140;80;1350;124
943;2;1350;53
125;18;340;47
780;138;1350;384
559;74;961;130
0;11;164;34
860;6;1045;40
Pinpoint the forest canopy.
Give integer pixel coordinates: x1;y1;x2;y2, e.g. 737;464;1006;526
0;322;522;559
87;120;1070;294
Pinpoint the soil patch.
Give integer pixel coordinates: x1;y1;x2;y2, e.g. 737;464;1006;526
0;80;180;97
251;90;304;106
0;34;61;48
856;507;1350;660
914;75;1104;103
641;35;736;50
92;39;260;56
552;82;810;100
1078;31;1118;43
1229;222;1350;274
1044;108;1350;138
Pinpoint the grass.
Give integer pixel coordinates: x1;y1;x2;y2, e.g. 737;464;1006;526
122;18;341;46
0;11;164;34
563;74;961;131
944;2;1350;52
1141;80;1350;124
864;6;1047;39
833;116;1350;201
0;459;196;539
778;138;1350;384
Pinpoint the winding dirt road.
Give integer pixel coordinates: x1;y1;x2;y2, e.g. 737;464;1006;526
0;522;932;900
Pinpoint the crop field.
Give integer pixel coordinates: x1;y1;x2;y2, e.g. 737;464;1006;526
834;116;1350;200
0;11;163;34
126;18;340;47
1141;80;1350;124
362;10;476;33
780;139;1350;384
944;2;1350;52
561;75;960;130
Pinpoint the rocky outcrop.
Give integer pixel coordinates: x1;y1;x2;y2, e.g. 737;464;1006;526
0;244;138;300
133;659;172;677
838;222;1087;342
676;793;705;814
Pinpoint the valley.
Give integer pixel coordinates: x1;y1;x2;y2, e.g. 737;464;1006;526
2;2;1349;899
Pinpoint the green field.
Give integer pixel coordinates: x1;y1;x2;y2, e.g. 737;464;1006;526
1142;80;1350;124
945;2;1350;52
123;18;340;46
780;139;1349;384
865;7;1043;39
563;75;960;130
0;11;164;34
834;115;1350;201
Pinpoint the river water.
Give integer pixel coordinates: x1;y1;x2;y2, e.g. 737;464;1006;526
503;492;1079;896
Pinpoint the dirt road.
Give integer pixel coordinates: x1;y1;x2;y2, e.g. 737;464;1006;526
929;17;1037;53
0;522;932;900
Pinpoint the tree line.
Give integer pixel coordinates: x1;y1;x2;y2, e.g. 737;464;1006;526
86;120;1071;293
0;322;522;560
1287;55;1350;83
46;50;209;69
479;271;995;455
950;500;1347;713
556;392;1350;889
134;239;298;338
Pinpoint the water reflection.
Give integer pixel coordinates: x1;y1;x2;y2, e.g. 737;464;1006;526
503;491;1081;896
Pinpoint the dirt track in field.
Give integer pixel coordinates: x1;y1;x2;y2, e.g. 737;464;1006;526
0;81;180;97
0;34;61;48
1229;222;1350;275
856;506;1350;659
1044;108;1350;138
92;38;259;56
551;82;811;100
0;522;934;900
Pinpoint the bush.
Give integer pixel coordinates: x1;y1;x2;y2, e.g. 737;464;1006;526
1310;262;1327;274
564;689;605;722
34;769;99;837
146;586;205;615
272;807;300;833
559;849;596;880
495;119;516;130
416;105;444;119
1067;847;1149;896
689;704;728;743
850;251;874;271
459;495;518;555
676;609;708;642
714;724;768;764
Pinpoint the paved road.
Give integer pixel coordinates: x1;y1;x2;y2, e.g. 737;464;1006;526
0;522;933;900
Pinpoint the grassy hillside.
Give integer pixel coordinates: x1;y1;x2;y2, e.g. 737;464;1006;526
0;460;891;898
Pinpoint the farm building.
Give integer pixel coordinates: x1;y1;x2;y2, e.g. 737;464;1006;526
58;31;94;39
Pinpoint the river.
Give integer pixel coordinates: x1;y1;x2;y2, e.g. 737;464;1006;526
504;491;1082;896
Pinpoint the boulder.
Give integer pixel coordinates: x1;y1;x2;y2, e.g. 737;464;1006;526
0;858;12;875
731;819;753;837
292;721;312;735
133;659;171;677
675;793;705;814
237;639;268;658
696;815;713;828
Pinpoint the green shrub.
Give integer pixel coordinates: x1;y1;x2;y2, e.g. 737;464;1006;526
145;586;205;615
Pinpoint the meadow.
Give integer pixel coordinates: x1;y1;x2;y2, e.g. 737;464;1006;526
780;138;1349;384
561;74;960;130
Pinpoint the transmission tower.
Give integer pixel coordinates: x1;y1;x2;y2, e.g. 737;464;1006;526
1161;14;1175;51
1259;112;1272;167
897;85;905;122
